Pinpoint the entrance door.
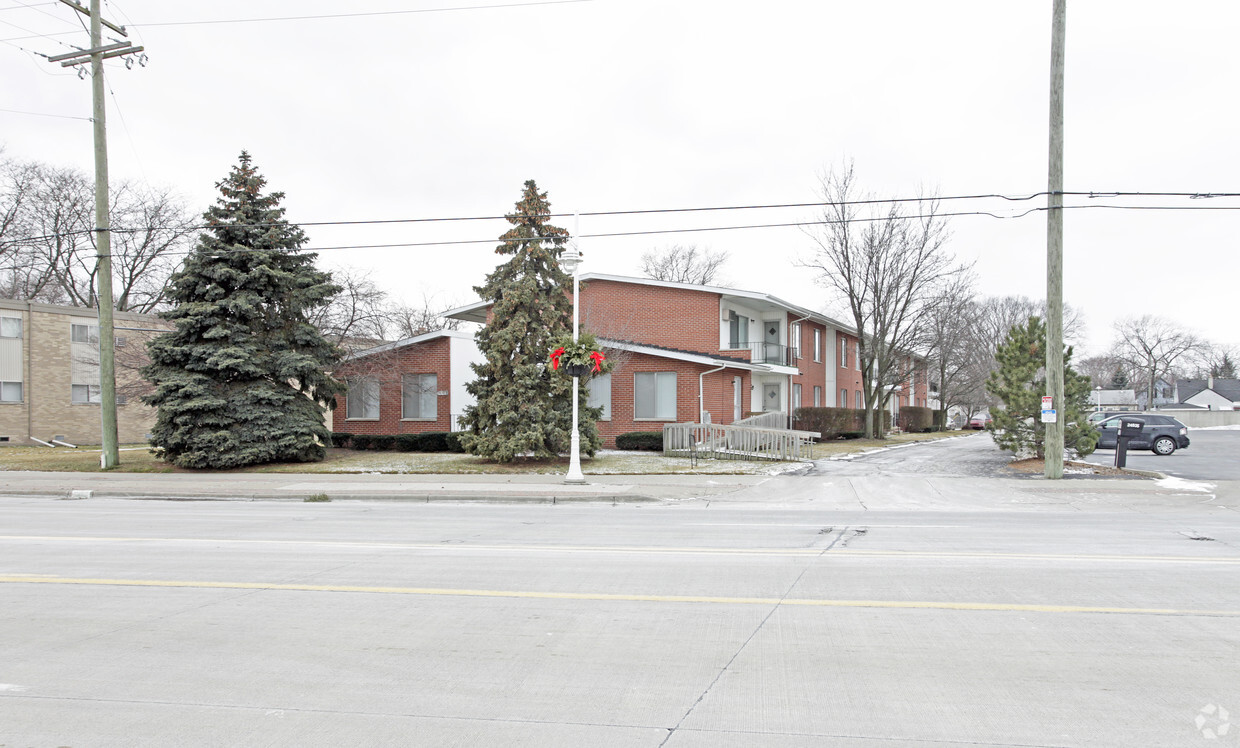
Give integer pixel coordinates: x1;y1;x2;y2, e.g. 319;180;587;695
762;383;780;412
733;377;743;421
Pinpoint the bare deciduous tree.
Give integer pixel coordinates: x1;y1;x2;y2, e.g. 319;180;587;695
639;244;728;285
918;272;982;427
1110;315;1203;408
0;157;195;311
804;164;965;438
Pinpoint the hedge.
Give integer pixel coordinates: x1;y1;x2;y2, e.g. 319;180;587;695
793;407;891;440
346;432;467;452
897;406;934;433
331;432;353;449
351;434;395;451
616;431;663;451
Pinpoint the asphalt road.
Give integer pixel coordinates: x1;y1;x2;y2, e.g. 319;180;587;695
1082;429;1240;481
2;490;1237;747
808;432;1013;478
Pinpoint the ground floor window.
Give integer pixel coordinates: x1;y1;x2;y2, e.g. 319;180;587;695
1;381;21;402
839;388;848;407
347;377;380;419
813;385;822;407
587;371;612;420
792;383;802;410
634;372;677;420
402;373;438;420
856;390;863;409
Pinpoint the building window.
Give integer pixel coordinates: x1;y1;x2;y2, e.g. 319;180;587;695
346;377;380;419
813;329;821;362
635;372;677;420
792;383;802;409
791;323;802;360
1;381;21;402
401;373;437;420
0;317;21;338
856;390;863;409
71;323;99;345
728;312;750;349
71;384;101;404
840;338;848;369
839;388;848;407
587;371;612;420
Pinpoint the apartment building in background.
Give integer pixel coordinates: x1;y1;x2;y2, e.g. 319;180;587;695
0;299;166;445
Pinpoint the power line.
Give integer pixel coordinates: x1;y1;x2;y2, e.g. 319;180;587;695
0;105;91;119
127;0;593;28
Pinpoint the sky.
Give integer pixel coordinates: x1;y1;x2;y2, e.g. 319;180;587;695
3;0;1237;359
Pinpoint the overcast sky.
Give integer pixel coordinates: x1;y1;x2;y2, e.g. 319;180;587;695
4;0;1237;359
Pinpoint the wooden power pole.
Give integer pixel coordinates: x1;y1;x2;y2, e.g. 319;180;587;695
47;0;144;468
1044;0;1066;479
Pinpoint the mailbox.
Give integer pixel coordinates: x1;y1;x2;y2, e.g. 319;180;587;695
1119;418;1145;437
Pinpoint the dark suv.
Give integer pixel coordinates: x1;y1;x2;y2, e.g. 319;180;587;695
1093;414;1190;455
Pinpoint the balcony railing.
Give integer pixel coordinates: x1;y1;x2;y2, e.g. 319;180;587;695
727;341;792;366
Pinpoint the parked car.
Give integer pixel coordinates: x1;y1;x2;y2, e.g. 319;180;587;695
966;414;992;430
1093;414;1190;455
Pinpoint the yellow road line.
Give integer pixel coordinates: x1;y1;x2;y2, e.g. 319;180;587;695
1;535;1238;565
1;575;1236;616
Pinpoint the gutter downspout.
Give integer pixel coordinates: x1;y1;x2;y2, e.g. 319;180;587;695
699;363;727;423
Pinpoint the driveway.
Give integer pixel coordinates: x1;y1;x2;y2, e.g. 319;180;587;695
806;432;1011;477
1082;428;1240;481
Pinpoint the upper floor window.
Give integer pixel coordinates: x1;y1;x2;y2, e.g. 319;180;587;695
839;338;848;369
813;329;821;362
346;377;380;419
791;323;802;360
401;373;437;420
0;317;21;339
71;323;99;345
728;312;750;348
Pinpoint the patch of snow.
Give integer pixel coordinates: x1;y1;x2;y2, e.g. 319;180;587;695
1154;476;1215;493
1191;424;1240;431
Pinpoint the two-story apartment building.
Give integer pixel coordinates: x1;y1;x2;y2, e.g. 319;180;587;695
0;299;167;445
446;274;929;447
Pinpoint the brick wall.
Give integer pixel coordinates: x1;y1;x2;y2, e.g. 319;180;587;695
331;336;455;435
578;279;722;353
835;332;864;407
790;317;828;407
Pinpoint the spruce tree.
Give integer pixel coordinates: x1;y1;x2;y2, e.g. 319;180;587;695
986;316;1097;459
459;180;602;462
142;152;344;468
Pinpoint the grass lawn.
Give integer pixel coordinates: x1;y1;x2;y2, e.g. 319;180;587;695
0;431;966;475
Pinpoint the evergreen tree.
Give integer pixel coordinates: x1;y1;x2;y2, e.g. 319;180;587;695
1108;367;1129;389
142;152;344;468
1211;353;1236;379
459;180;602;462
986;316;1097;459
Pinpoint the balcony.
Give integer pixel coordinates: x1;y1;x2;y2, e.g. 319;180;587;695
726;341;792;366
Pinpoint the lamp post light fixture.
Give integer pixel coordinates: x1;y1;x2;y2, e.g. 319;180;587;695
1095;385;1102;412
560;241;585;484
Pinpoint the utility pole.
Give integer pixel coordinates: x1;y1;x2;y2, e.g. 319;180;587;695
1044;0;1066;479
46;0;144;468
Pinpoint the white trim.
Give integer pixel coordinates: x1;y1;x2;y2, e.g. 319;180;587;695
599;338;767;371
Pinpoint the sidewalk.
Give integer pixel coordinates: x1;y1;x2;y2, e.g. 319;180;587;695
0;470;772;503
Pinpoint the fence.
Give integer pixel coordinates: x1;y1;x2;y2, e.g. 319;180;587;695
735;411;789;429
1155;409;1240;428
663;422;820;462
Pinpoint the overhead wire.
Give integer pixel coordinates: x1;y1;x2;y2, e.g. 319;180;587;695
126;0;594;28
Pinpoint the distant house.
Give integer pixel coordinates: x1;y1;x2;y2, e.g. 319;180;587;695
1091;388;1138;411
1135;378;1176;410
0;299;168;445
446;273;929;448
330;330;483;436
1172;377;1240;411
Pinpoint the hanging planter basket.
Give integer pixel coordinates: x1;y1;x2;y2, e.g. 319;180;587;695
549;335;611;378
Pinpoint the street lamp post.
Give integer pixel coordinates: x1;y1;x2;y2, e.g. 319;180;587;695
560;242;585;484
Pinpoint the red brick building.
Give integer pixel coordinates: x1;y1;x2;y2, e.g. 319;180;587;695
448;274;930;448
329;330;482;437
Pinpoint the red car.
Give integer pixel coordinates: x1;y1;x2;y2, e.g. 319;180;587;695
966;415;992;429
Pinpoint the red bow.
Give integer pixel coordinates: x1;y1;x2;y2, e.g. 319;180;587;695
589;350;605;374
550;347;565;371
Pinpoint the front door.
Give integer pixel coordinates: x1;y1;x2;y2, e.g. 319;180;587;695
763;383;780;412
733;376;743;421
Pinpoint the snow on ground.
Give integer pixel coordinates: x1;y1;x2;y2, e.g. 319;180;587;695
1154;476;1215;493
1190;424;1240;430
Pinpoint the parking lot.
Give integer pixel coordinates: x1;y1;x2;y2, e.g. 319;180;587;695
1082;428;1240;480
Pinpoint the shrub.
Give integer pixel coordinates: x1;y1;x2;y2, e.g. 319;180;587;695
352;434;395;451
394;434;421;452
616;431;663;450
794;407;892;439
331;432;353;449
898;406;934;433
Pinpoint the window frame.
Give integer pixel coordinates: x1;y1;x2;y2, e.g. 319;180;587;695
0;381;22;403
401;373;438;421
71;323;99;345
813;329;821;362
71;383;101;404
634;371;678;421
0;316;21;339
346;376;381;420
